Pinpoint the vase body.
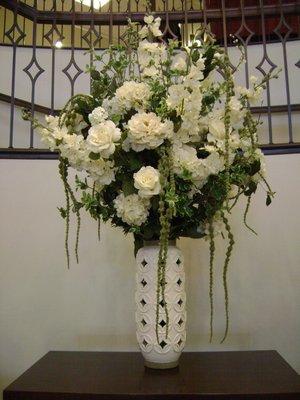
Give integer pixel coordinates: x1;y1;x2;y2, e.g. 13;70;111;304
135;242;186;369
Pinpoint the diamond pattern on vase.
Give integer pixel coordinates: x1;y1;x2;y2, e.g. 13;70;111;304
295;60;300;69
135;245;186;364
23;57;45;83
5;22;26;45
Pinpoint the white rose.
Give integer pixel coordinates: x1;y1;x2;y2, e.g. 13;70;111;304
86;120;121;157
127;112;173;151
134;166;161;198
88;106;108;126
113;193;150;226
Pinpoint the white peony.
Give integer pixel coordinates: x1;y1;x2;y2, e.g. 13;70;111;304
113;193;150;226
84;158;115;185
126;112;173;151
102;97;123;117
115;81;151;110
88;106;108;126
86;120;121;157
134;166;161;198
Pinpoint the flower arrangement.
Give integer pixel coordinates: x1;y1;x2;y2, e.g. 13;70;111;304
23;15;277;342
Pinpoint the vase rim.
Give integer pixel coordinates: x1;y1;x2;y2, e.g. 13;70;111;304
143;240;176;247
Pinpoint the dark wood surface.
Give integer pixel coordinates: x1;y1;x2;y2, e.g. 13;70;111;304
3;351;300;399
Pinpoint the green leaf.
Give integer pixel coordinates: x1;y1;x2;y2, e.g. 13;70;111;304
57;207;67;219
249;159;261;176
122;179;135;196
244;181;257;196
89;152;100;160
266;194;272;206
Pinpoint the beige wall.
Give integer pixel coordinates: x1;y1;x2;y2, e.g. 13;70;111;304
0;154;299;396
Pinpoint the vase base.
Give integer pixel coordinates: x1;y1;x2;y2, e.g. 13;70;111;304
144;360;179;370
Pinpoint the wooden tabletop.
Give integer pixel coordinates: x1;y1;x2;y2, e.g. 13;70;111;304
3;351;300;399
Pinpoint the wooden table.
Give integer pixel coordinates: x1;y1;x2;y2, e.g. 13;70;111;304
3;351;300;399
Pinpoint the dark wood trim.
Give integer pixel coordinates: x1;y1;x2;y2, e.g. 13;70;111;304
0;0;299;25
0;93;59;115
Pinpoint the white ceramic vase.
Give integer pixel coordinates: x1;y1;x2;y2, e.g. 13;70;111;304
135;241;186;369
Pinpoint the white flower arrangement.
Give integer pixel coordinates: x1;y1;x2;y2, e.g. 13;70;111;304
23;14;278;342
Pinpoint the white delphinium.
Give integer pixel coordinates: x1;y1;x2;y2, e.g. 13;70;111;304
59;133;86;168
229;96;246;124
125;112;173;151
39;115;68;150
184;56;205;86
134;166;161;198
237;76;263;105
139;15;163;39
86;120;121;157
88;106;108;126
166;84;189;112
252;148;267;183
171;52;187;72
113;193;150;226
137;40;167;77
73;114;88;134
115;81;151;111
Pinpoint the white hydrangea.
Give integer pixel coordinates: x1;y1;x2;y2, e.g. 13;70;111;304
86;120;121;157
204;151;225;175
134;166;161;198
113;193;150;226
88;106;108;126
173;144;209;188
252;148;266;183
139;15;163;39
137;40;167;78
115;81;151;111
126;112;173;152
